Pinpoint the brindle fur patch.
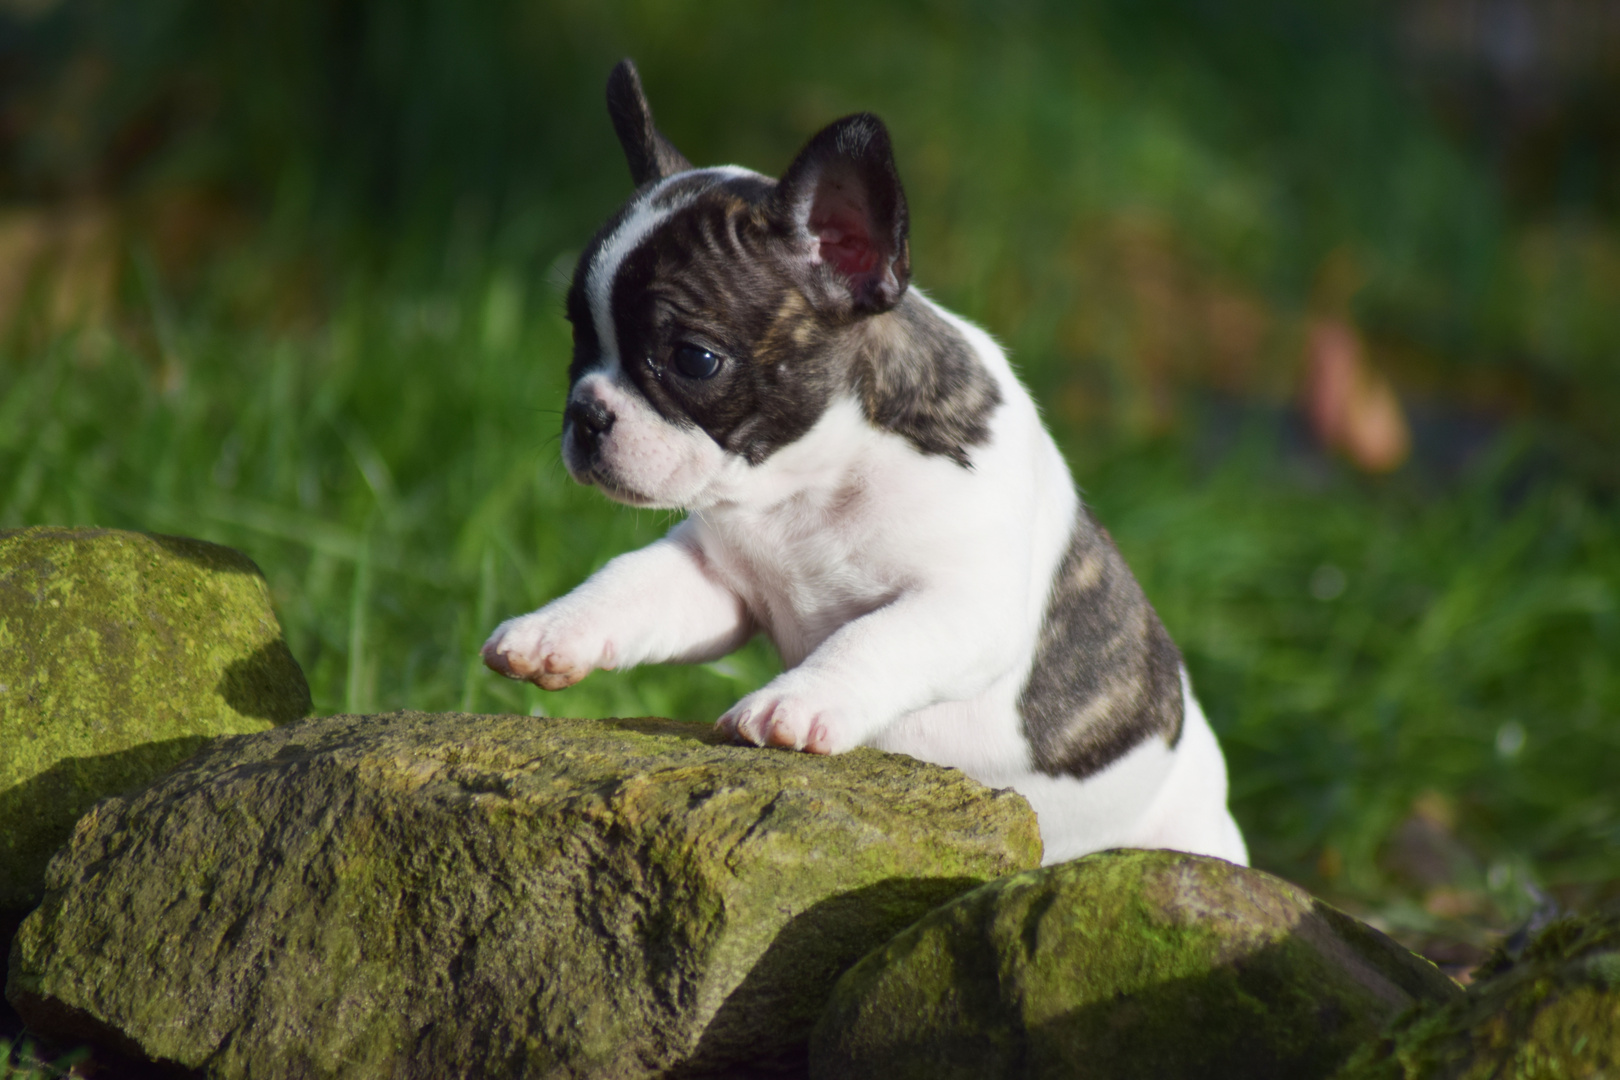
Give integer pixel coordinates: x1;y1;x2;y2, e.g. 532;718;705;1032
1019;506;1185;779
852;296;1002;466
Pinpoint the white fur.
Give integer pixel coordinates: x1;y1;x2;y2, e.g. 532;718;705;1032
487;183;1248;866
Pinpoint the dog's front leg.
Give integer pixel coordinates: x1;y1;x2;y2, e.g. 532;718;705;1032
718;586;1019;754
482;525;750;690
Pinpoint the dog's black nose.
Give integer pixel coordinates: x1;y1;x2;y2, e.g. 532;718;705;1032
566;398;615;448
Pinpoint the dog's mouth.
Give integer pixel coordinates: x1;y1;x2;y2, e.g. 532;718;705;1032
578;466;657;507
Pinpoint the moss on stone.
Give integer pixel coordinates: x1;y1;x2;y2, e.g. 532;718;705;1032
811;849;1463;1080
1335;906;1620;1079
5;711;1040;1079
0;527;310;907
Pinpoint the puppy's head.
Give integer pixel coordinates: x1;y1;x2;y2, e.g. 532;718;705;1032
559;59;914;509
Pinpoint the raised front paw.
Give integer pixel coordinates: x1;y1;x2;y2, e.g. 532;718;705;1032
481;611;614;691
716;684;857;755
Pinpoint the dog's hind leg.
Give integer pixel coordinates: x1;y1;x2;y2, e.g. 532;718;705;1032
1127;677;1250;866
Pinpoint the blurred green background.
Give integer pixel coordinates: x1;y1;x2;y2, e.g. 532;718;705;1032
1;0;1616;956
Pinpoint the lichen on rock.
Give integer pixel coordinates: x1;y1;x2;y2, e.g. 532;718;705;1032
811;848;1463;1080
0;526;310;908
1335;904;1620;1079
5;711;1040;1079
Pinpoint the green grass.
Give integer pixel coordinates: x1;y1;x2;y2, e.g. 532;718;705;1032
0;1039;86;1080
1;268;781;725
1087;434;1620;903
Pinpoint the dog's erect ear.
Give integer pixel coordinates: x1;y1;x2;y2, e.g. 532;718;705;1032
606;59;692;186
772;113;911;315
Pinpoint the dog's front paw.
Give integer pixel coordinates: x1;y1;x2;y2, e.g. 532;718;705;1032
481;611;614;691
717;685;858;755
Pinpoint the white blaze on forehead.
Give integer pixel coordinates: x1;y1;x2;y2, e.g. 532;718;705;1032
585;195;681;376
582;167;767;379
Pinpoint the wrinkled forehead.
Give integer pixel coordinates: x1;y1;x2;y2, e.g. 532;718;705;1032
569;167;775;367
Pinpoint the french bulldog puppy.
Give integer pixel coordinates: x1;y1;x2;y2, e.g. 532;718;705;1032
483;60;1247;866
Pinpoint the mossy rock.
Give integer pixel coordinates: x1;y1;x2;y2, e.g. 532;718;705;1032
5;711;1041;1079
1335;905;1620;1079
811;849;1463;1080
0;526;310;908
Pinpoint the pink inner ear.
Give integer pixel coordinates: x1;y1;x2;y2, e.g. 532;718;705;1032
812;207;880;281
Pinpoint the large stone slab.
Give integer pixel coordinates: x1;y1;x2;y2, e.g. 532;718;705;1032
1335;904;1620;1079
811;848;1463;1080
0;526;310;908
5;712;1041;1079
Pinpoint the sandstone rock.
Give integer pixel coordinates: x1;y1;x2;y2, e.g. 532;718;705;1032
0;526;310;908
6;712;1040;1079
811;848;1463;1080
1335;905;1620;1079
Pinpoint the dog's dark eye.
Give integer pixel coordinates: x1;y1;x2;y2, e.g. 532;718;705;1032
671;344;722;380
